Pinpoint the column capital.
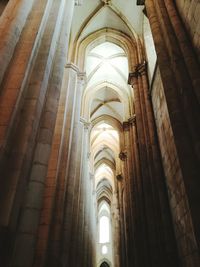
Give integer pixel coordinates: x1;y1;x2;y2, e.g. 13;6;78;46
80;117;91;129
123;115;136;130
128;114;136;125
65;62;80;72
116;173;123;181
128;61;147;84
136;61;147;76
78;71;86;79
123;121;130;131
128;72;138;85
119;151;127;161
78;71;87;85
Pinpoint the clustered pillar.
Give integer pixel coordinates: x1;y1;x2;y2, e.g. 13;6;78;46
118;61;180;267
0;1;95;266
145;0;200;265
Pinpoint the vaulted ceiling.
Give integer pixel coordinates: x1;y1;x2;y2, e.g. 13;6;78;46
85;42;131;122
69;0;144;59
71;1;144;264
74;0;144;199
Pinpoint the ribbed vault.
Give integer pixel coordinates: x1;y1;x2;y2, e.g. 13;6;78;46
75;2;140;266
81;37;132;266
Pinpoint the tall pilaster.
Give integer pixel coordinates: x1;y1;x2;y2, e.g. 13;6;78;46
34;63;79;267
0;0;50;165
65;72;86;267
0;0;34;85
61;69;86;267
128;61;180;267
0;0;75;266
112;189;120;267
121;121;135;267
145;0;200;264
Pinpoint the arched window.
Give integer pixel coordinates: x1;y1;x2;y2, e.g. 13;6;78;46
99;202;110;214
99;216;109;243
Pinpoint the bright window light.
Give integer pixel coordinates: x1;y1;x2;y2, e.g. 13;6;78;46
99;203;110;214
99;216;110;243
102;245;108;255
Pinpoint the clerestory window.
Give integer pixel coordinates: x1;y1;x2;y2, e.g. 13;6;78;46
99;215;110;243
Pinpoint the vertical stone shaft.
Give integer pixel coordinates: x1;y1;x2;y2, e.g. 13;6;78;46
155;0;200;160
0;0;50;161
61;69;85;267
41;65;78;267
65;73;85;267
129;60;179;266
9;1;74;267
164;0;200;103
130;74;154;266
0;0;56;228
140;66;179;265
146;0;200;250
130;118;145;266
0;0;34;85
122;124;136;266
0;1;56;264
33;65;78;267
76;123;90;266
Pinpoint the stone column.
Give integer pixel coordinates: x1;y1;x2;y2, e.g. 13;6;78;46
0;0;34;85
146;0;200;256
112;189;120;267
128;115;144;267
128;62;179;267
0;1;75;266
118;179;126;267
89;173;97;266
64;72;86;267
74;119;91;266
0;0;66;227
121;121;136;266
0;0;53;264
34;63;79;267
129;70;152;267
0;0;51;163
61;70;86;266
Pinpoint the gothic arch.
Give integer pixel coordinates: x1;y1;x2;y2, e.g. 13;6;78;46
82;81;132;120
99;259;112;267
100;261;110;267
95;158;116;173
73;28;138;71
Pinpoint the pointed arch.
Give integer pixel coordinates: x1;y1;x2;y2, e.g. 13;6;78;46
73;28;138;71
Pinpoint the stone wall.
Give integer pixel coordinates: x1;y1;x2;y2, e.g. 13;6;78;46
175;0;200;62
151;67;200;267
0;1;86;266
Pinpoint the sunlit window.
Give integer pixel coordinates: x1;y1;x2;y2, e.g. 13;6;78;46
102;245;108;255
99;216;110;243
99;203;110;214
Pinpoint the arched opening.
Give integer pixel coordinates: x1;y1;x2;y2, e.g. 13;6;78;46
81;37;131;266
100;261;110;267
